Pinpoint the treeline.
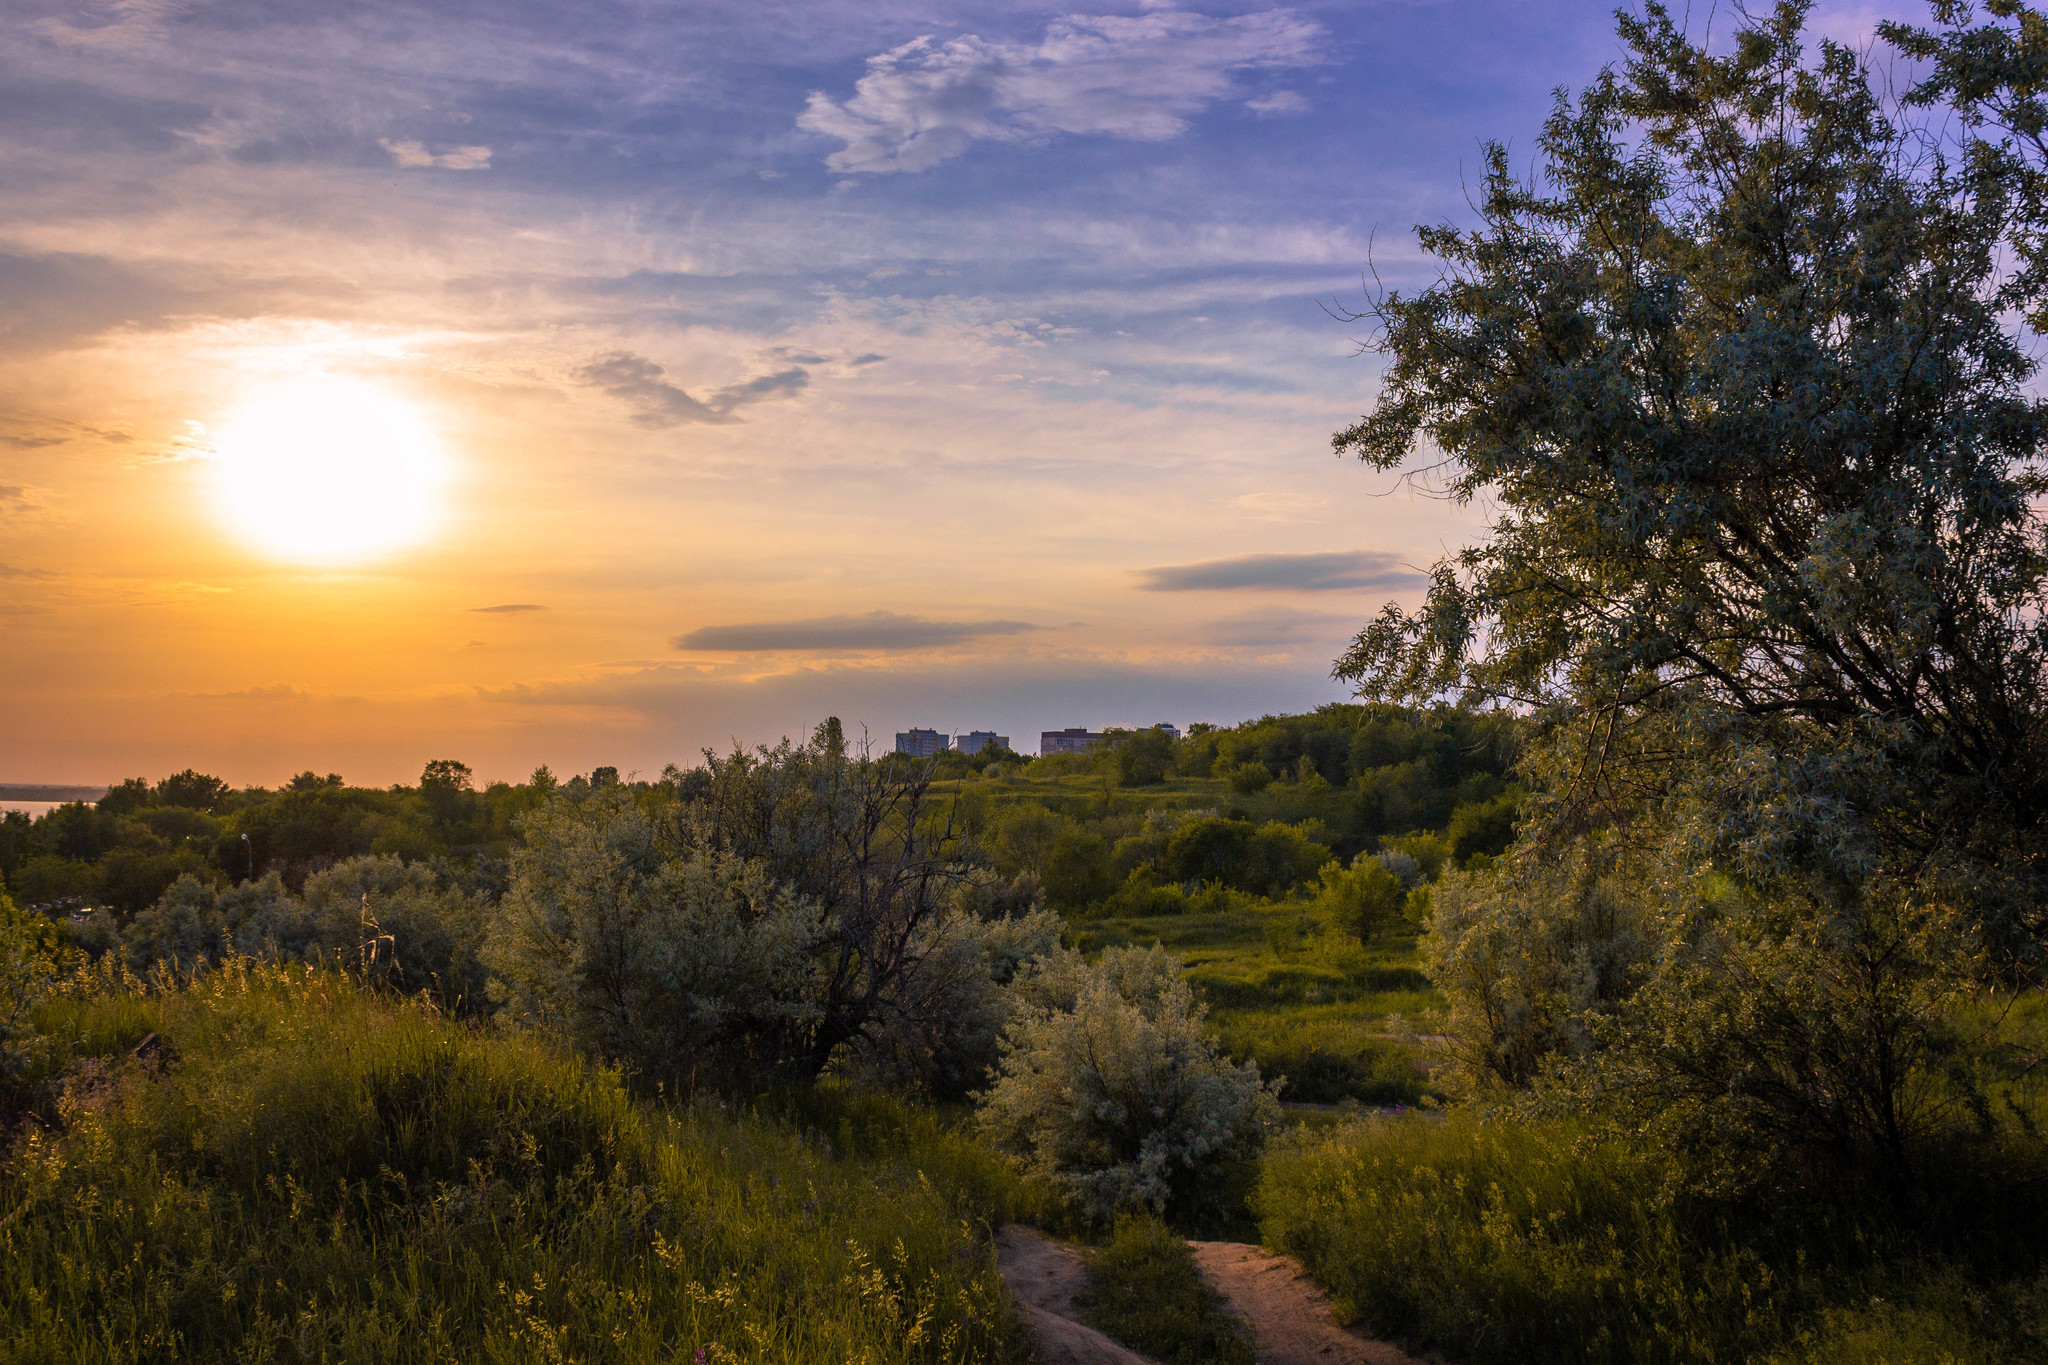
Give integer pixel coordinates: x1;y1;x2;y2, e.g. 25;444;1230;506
0;703;1520;922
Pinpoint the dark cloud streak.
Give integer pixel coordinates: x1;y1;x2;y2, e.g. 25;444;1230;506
1135;550;1423;593
674;610;1035;652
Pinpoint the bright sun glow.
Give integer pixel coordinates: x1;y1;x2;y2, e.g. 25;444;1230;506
211;375;449;564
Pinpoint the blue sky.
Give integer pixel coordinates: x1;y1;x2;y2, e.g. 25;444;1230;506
0;0;1915;783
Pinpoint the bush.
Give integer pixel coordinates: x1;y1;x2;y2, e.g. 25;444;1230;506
1314;858;1407;940
486;787;819;1084
840;904;1063;1101
0;889;57;1119
1254;1109;2048;1365
1076;1215;1256;1365
975;944;1279;1221
1225;762;1272;794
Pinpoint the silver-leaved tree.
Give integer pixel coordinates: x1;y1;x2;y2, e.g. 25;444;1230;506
1336;0;2048;1196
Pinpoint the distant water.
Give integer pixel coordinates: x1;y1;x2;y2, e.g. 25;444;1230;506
0;801;74;819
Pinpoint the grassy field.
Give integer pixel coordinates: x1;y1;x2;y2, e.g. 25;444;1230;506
0;961;1048;1365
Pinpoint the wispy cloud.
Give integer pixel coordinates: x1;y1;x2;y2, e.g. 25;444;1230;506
0;484;45;515
674;610;1036;652
470;603;545;613
800;7;1323;173
1135;550;1422;592
576;351;810;428
378;138;491;170
0;563;56;580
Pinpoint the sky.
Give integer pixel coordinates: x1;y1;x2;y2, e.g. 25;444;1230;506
0;0;1917;786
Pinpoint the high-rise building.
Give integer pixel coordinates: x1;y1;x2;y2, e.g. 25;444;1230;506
894;728;948;757
1040;727;1108;755
955;731;1010;755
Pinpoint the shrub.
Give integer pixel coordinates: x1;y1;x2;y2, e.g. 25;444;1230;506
0;889;57;1118
486;787;819;1084
1254;1109;2048;1365
1225;761;1272;794
840;904;1063;1101
1315;858;1407;940
975;944;1280;1220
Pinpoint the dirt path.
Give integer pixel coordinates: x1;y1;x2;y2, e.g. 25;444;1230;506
994;1226;1417;1365
994;1226;1154;1365
1189;1241;1417;1365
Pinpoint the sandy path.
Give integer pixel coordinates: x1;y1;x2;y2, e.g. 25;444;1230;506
994;1226;1417;1365
1189;1242;1417;1365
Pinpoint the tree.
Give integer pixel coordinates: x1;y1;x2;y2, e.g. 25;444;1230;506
691;722;980;1078
1332;1;2048;1191
156;770;229;811
420;759;475;827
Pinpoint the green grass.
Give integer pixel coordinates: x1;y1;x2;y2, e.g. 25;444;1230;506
1253;1110;2048;1365
1075;1216;1255;1365
1;960;1035;1364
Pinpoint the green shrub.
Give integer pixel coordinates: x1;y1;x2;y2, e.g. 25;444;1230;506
1076;1215;1255;1365
977;945;1280;1220
1212;1015;1429;1105
1314;859;1406;940
1254;1110;2048;1365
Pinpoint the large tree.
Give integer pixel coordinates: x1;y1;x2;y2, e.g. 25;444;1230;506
1335;0;2048;1190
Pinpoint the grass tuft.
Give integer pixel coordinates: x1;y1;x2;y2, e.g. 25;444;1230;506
1075;1214;1256;1365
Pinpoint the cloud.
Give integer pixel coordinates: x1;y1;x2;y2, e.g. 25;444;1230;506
0;434;64;449
184;683;309;701
576;351;810;428
0;563;55;580
674;610;1037;652
471;603;545;613
799;7;1323;173
378;138;492;170
0;484;44;514
1246;90;1308;116
1134;550;1423;592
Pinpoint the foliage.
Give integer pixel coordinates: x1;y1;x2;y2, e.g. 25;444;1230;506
1423;862;1653;1092
1075;1215;1256;1365
111;857;491;1010
691;720;985;1077
486;786;821;1085
0;963;1030;1364
1314;858;1406;942
1332;0;2048;1197
839;903;1064;1101
1254;1107;2048;1365
0;888;57;1120
975;944;1280;1221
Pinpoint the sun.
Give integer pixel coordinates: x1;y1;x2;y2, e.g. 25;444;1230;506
210;375;450;564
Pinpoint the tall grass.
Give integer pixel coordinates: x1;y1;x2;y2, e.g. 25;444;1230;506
1253;1111;2048;1365
1;961;1030;1364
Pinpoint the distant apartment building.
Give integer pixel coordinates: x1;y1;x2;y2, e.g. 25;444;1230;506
1040;727;1107;755
894;728;948;758
1152;723;1182;741
955;730;1010;755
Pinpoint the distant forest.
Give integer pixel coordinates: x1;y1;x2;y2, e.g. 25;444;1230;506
0;703;1521;920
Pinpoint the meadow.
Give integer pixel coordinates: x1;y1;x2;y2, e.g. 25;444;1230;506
1;959;1046;1365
